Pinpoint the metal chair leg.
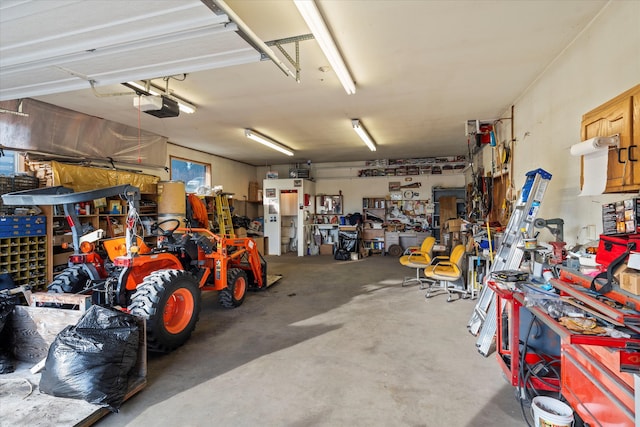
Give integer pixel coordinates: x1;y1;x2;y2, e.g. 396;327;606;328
425;279;468;301
403;267;429;287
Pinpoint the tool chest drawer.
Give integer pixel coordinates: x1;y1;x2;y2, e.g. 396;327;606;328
562;343;635;426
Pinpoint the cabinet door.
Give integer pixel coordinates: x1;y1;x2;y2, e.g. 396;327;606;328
581;85;640;193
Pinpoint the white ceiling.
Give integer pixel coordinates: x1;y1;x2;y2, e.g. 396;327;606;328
0;0;608;167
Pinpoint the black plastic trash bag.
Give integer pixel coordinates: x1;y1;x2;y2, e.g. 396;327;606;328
0;273;16;332
0;274;17;374
334;249;351;261
339;230;358;252
39;305;140;411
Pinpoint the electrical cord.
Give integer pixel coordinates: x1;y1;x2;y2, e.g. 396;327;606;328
517;314;562;427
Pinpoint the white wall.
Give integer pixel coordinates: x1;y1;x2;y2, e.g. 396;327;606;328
314;174;465;215
483;1;640;245
258;163;466;214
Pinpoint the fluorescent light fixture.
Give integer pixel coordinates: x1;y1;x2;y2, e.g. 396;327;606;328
294;0;355;95
352;119;376;151
244;129;294;156
126;81;197;114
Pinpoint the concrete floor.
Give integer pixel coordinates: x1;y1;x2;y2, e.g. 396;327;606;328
97;254;528;427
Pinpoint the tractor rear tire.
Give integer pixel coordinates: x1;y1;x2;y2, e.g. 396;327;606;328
47;265;89;294
219;268;247;308
129;270;201;353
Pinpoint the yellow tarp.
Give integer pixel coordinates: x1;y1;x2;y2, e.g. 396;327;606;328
51;161;159;193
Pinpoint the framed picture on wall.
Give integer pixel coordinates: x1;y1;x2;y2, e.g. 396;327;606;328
108;200;121;214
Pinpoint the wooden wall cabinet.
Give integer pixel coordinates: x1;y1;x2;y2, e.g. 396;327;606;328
581;84;640;193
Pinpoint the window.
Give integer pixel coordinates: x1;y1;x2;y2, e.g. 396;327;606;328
0;151;18;175
170;156;210;193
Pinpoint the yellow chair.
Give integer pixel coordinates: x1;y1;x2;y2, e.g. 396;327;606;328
399;236;436;287
423;244;468;302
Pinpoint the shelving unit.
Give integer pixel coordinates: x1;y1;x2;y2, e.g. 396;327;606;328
358;156;467;177
432;187;466;243
50;205;99;276
0;215;47;288
314;194;343;225
47;192;159;280
386;199;431;230
362;197;386;254
0;236;47;288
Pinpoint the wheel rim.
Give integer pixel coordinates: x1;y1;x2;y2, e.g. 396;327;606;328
163;288;194;334
233;276;246;300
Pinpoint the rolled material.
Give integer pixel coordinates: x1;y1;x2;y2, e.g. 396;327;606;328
570;136;618;157
570;136;619;196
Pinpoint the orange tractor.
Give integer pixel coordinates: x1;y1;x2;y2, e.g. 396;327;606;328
1;185;267;352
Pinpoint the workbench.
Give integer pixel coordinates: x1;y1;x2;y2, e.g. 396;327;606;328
490;268;640;426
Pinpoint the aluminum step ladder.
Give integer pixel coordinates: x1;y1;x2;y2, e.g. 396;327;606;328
215;192;235;237
467;168;552;356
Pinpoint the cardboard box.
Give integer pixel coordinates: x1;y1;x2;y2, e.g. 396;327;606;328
253;236;268;255
248;181;260;202
445;219;463;232
320;243;335;255
53;251;72;266
619;268;640;295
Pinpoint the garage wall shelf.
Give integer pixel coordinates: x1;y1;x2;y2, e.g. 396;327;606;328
362;197;386;254
358;156;467;177
0;235;47;288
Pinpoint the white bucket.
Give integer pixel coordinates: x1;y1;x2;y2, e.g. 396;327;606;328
531;396;574;427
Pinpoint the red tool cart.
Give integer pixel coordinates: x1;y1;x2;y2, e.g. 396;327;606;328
490;281;561;392
490;268;640;426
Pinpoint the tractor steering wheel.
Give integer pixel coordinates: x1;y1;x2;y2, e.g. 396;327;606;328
154;218;182;238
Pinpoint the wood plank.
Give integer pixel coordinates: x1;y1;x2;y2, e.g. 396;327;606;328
12;305;83;362
0;363;146;427
30;292;92;312
1;315;146;426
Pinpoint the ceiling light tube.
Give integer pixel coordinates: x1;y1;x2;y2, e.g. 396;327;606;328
126;81;197;114
352;119;376;151
294;0;356;95
244;129;294;156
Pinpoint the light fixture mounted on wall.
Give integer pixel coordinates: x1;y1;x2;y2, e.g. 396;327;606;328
352;119;376;151
293;0;356;95
244;129;294;157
